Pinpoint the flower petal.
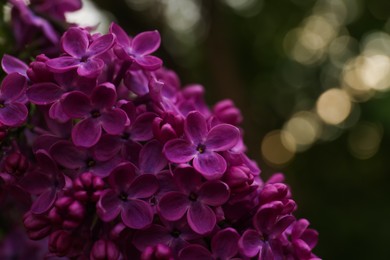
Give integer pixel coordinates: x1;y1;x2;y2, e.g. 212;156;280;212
1;54;28;76
0;102;28;127
50;141;86;169
93;134;122;161
238;229;262;258
198;181;230;206
121;199;154;229
133;225;171;251
61;91;91;118
77;59;104;78
91;82;117;109
193;152;226;180
179;245;212;260
135;56;162;71
62;27;88;58
108;162;137;192
184;111;207;145
131;30;161;56
46;56;80;73
127;174;159;199
0;73;26;100
211;228;240;259
187;202;216;235
31;189;57;214
88;33;114;57
163;139;196;163
158;192;189;221
97;190;121;222
205;124;240;151
101;108;128;135
72;118;102;148
27;82;63;105
130;112;156;141
139;140;167;174
110;23;131;47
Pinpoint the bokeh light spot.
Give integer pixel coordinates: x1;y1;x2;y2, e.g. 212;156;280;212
316;88;352;125
261;130;295;166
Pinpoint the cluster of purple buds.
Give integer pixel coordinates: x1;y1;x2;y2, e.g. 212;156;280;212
0;19;320;260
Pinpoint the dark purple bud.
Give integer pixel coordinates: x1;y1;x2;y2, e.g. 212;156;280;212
90;239;120;260
74;172;105;202
48;196;86;229
223;165;254;192
4;152;29;177
26;55;53;83
213;99;243;126
23;211;51;240
141;244;174;260
49;230;73;257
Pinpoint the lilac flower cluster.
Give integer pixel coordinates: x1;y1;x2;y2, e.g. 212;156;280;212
0;21;320;259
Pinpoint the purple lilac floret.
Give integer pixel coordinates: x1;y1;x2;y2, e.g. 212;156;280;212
0;22;320;259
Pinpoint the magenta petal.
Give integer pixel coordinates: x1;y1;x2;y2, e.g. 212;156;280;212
46;56;80;72
35;150;58;176
174;167;203;193
271;215;295;238
0;73;26;100
27;82;63;105
101;109;128;135
110;23;130;47
185;111;207;144
158;192;189;221
97;190;121;221
94;135;122;161
72;118;102;147
49;101;70;122
62;27;88;58
130;112;156;141
1;54;28;76
198;181;229;206
50;141;86;169
163;139;196;163
91;83;117;109
132;30;161;55
135;56;162;70
187;202;216;235
133;225;171;251
19;171;52;194
127;174;159;198
77;59;104;78
179;245;212;260
61;91;91;118
121;199;154;229
205;124;240;151
193;152;226;180
108;163;137;192
88;33;114;57
211;228;240;259
139;140;167;174
239;229;262;257
0;102;28;127
31;189;57;214
291;219;310;239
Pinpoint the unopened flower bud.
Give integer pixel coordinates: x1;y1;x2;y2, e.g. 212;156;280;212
4;152;29;177
90;239;120;260
49;230;73;257
73;172;105;202
141;244;174;260
23;211;51;240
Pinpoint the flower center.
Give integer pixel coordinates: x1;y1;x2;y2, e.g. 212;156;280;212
0;101;5;109
188;192;198;202
80;56;89;63
90;110;101;118
119;191;128;201
196;144;206;154
86;158;96;167
170;229;181;238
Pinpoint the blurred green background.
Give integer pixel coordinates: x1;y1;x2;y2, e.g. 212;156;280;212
3;0;390;259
